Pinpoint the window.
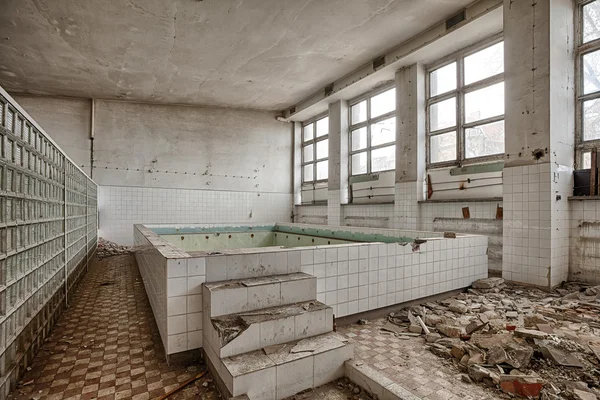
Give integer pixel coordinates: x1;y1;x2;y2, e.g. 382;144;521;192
301;115;329;183
426;38;505;167
349;87;396;176
577;0;600;168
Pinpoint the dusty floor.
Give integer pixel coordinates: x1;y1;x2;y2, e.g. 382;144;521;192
338;319;502;400
9;255;219;400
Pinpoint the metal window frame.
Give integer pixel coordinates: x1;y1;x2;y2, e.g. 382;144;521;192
575;0;600;168
348;83;396;178
425;34;505;169
301;113;329;184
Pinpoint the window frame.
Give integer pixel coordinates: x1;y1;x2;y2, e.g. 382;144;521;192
575;0;600;168
301;113;329;184
348;84;396;178
425;34;505;169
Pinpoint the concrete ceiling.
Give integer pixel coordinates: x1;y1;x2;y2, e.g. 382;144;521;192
0;0;474;111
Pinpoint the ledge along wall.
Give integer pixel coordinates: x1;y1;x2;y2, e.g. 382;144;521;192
0;87;98;398
134;222;488;355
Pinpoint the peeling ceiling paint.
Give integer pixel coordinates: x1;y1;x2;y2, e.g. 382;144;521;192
0;0;473;110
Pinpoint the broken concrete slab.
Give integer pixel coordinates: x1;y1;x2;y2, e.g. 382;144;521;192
437;324;465;338
514;328;548;340
472;278;505;289
539;344;584;368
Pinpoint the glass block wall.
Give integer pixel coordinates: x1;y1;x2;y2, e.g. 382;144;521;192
0;88;97;397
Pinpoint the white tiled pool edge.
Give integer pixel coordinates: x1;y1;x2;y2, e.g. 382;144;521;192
133;223;488;355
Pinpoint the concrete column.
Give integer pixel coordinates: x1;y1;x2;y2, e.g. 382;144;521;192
328;100;349;226
502;0;574;288
293;122;302;207
393;63;427;230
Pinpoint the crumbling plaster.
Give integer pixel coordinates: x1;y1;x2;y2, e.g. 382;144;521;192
0;0;473;110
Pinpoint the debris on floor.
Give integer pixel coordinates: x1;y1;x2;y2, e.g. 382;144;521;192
97;237;133;258
284;378;373;400
380;278;600;399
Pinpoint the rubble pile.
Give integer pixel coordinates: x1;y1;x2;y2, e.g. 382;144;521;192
96;237;132;259
381;277;600;399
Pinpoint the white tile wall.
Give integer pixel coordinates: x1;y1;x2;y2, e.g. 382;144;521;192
502;163;571;288
569;199;600;284
295;205;328;225
100;185;293;245
301;237;488;318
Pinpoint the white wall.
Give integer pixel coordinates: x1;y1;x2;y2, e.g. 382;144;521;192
12;95;92;175
93;101;293;244
15;96;294;244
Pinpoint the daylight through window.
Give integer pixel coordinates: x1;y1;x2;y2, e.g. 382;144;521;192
301;115;329;183
426;38;505;167
578;0;600;168
349;87;396;176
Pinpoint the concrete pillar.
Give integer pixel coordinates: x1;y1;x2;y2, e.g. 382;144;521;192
502;0;574;288
327;100;349;226
393;63;427;230
293;122;302;207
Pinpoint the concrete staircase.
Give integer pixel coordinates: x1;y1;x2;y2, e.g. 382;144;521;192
202;272;353;399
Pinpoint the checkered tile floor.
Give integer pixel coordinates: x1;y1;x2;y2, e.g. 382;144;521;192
9;255;214;400
338;319;505;400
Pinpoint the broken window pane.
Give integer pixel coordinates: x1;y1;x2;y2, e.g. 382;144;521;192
430;132;457;163
583;1;600;44
316;160;328;180
303;164;313;182
465;82;504;123
371;117;395;147
464;42;504;85
430;62;457;97
371;145;395;172
370;88;395;118
465;120;505;158
303;123;314;142
316;117;328;137
351;101;367;125
583;49;600;95
429;97;456;131
351;127;367;151
351;152;367;175
584;98;600;141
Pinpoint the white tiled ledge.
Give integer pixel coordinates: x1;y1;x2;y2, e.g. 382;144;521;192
418;197;503;204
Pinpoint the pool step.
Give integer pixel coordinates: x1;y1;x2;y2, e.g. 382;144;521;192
202;273;316;317
207;331;353;400
204;301;333;358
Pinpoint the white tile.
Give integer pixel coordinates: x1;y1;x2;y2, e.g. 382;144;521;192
187;257;206;276
187;330;203;349
187;312;203;332
247;283;281;310
260;315;295;348
168;315;187;335
167;333;187;354
295;309;328;339
275;356;313;399
281;278;316;304
168;259;187;278
187;276;206;295
167;296;187;316
187;294;203;313
313;345;353;387
168;277;187;298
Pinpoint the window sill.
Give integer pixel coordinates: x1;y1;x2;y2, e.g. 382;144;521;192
568;196;600;201
296;202;328;207
344;202;394;206
418;197;502;204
